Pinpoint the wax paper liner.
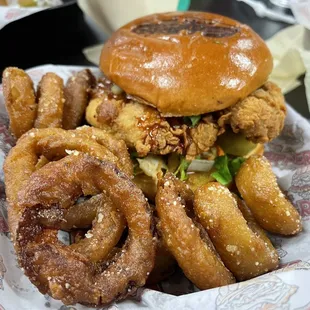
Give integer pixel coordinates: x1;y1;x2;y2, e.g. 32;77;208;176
0;0;63;30
1;64;310;310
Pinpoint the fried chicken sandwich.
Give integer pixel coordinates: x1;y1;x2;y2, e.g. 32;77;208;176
86;11;286;198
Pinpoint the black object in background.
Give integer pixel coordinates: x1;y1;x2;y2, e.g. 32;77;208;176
0;1;95;75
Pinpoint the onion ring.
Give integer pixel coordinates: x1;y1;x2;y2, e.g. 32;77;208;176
194;182;279;281
63;69;96;130
34;73;65;129
2;67;37;138
155;173;235;289
15;154;155;306
37;193;126;262
235;156;302;235
235;195;278;255
3;127;132;241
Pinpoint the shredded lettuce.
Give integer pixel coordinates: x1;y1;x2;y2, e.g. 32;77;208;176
174;156;191;181
211;155;245;185
183;115;201;127
187;159;214;172
136;155;167;181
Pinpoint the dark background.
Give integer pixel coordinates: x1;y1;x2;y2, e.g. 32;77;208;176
0;0;309;118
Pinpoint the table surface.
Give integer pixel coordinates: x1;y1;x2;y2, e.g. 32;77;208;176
1;0;308;118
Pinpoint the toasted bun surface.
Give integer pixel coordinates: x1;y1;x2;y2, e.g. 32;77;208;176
100;12;273;116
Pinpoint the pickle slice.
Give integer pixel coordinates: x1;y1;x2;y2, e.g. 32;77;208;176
217;130;257;157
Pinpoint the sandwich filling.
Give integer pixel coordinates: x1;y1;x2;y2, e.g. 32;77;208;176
87;76;285;159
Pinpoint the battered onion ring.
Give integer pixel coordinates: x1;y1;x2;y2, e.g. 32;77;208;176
38;193;126;262
42;194;103;230
236;156;302;235
15;154;155;306
63;69;96;130
194;182;279;281
75;126;132;176
2;67;37;138
155;173;235;289
36;126;133;177
34;73;65;129
3;127;132;241
235;195;278;255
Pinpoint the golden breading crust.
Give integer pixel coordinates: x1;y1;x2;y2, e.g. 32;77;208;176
194;182;279;281
155;173;235;289
34;73;65;129
15;154;155;306
219;82;286;143
3;127;132;241
63;69;96;129
86;81;219;158
236;156;302;235
2;67;37;138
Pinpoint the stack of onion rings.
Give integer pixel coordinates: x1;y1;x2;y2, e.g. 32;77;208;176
4;126;158;306
194;182;279;281
2;68;95;138
16;154;155;306
155;172;283;288
155;173;236;289
4;126;133;238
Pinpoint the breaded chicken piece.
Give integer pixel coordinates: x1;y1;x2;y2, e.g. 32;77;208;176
88;94;184;157
86;92;219;158
219;82;286;143
186;117;219;159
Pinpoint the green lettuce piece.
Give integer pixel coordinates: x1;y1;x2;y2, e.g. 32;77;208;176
211;155;245;186
174;156;191;181
229;157;246;177
183;115;201;127
130;151;139;159
211;155;232;185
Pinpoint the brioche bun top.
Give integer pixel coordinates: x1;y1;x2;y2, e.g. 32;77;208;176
100;11;273;116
